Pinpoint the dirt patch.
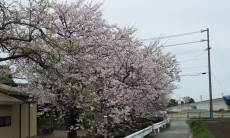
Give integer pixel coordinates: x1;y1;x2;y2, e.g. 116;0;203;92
199;120;230;138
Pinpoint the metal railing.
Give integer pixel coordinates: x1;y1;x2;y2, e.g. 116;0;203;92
152;118;170;133
124;118;170;138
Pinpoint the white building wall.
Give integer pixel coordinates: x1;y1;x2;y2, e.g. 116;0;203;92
169;98;230;111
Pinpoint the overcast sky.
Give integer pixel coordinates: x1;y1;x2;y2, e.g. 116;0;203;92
91;0;230;102
14;0;230;102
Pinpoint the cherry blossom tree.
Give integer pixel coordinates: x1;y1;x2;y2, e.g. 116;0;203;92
1;0;180;137
0;0;58;68
11;0;130;137
93;38;180;135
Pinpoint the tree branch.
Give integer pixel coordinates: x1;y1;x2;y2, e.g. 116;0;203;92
0;54;29;61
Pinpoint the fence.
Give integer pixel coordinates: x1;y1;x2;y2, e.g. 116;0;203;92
124;118;170;138
167;110;230;119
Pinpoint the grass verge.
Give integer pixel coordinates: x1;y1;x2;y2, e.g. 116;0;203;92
186;120;214;138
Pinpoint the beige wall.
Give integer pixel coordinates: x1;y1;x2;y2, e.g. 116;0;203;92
12;104;20;138
21;103;37;138
0;103;37;138
21;104;29;138
30;103;37;136
0;105;12;116
0;105;14;138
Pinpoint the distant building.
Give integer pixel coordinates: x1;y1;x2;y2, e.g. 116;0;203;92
0;83;37;138
168;98;230;111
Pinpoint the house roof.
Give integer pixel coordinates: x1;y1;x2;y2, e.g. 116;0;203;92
0;92;23;105
0;83;34;103
0;83;29;96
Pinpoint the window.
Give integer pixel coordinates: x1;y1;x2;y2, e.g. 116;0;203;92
0;116;11;127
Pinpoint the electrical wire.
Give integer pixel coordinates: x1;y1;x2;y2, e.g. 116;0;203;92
180;72;207;76
141;29;230;101
181;66;208;70
160;40;206;47
217;48;230;65
141;30;204;41
212;73;227;93
177;50;206;63
211;36;230;65
175;49;205;55
212;51;230;78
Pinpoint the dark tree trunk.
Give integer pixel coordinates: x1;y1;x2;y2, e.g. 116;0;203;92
66;110;78;138
68;131;76;138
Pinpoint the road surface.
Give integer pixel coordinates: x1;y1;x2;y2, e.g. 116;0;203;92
154;118;191;138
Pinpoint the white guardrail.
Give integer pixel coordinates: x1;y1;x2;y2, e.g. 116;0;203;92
124;118;170;138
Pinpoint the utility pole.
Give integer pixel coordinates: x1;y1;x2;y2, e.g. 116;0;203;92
202;28;213;119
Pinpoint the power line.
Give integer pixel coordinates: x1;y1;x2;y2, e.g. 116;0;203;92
212;73;228;92
217;48;230;65
210;36;230;65
175;48;206;55
178;50;206;63
141;30;204;41
178;58;205;63
181;66;208;70
181;72;207;76
212;51;230;78
160;40;206;47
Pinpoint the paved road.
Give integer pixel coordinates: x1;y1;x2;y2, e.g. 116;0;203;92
154;118;191;138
